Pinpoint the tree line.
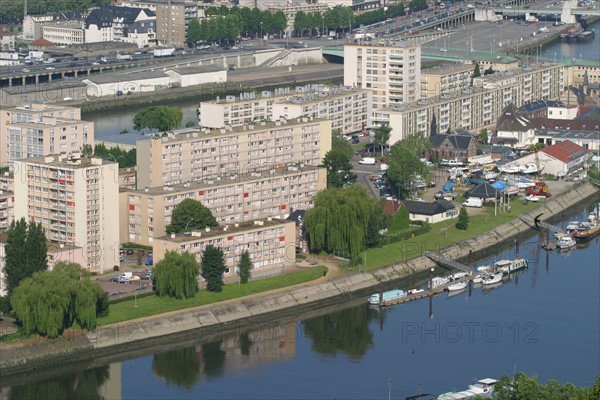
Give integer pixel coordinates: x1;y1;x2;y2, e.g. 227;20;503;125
81;143;136;169
0;0;109;23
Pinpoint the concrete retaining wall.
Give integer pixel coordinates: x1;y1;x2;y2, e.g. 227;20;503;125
1;182;598;375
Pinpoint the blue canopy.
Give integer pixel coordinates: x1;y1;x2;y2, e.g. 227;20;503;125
491;181;506;191
442;182;455;192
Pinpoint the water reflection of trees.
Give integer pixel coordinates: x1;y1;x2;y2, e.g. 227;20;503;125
302;305;380;359
152;346;203;388
8;365;109;400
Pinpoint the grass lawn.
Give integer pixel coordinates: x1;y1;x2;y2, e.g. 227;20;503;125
98;266;327;326
362;200;539;270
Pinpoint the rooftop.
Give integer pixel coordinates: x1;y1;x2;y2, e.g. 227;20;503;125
536;129;600;141
139;117;326;144
128;165;322;195
82;70;167;84
18;153;115;169
10;117;89;129
167;65;225;75
158;219;292;242
1;81;86;95
430;133;474;150
541;140;588;163
30;38;55;46
345;39;420;49
42;21;84;29
421;63;474;76
402;200;455;216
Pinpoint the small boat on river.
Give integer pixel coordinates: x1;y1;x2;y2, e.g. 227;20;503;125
437;378;498;399
368;289;406;305
558;236;576;249
482;272;503;286
447;281;468;292
494;259;528;275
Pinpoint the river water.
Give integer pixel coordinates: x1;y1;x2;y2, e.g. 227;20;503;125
3;202;599;399
542;19;600;61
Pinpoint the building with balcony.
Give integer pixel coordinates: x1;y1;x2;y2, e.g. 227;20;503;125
136;118;331;188
344;41;422;111
0;190;14;231
374;63;565;145
13;153;119;273
84;6;156;47
420;64;474;98
155;1;197;46
22;12;86;41
119;167;137;189
0;104;94;167
199;86;372;135
120;166;326;246
153;219;296;278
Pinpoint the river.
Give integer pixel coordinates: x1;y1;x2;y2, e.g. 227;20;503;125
542;19;600;61
3;202;599;399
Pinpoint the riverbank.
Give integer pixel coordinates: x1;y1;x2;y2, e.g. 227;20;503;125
1;181;598;377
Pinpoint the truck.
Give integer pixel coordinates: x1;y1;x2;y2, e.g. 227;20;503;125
153;48;175;57
117;53;132;61
463;197;484;208
359;157;376;165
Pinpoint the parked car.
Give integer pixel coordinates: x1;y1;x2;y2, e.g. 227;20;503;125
128;275;141;282
111;276;130;284
126;248;134;255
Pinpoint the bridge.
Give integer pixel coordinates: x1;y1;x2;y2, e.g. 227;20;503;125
476;0;599;24
424;251;471;273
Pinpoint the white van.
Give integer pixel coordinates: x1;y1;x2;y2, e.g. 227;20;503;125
121;272;133;278
359;157;376;165
463;198;483;208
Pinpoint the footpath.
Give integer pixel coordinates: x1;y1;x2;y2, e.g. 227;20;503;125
1;181;598;376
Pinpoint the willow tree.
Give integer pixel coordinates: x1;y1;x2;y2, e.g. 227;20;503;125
10;262;106;338
153;251;200;299
304;185;375;258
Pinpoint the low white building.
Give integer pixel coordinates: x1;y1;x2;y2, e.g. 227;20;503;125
501;140;591;176
42;21;85;45
401;200;457;224
165;65;226;87
82;71;168;97
536;129;600;152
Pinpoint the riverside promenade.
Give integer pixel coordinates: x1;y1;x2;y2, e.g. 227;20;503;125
1;181;599;376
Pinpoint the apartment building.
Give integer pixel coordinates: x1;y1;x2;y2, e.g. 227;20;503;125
375;62;565;144
121;166;326;246
564;59;600;86
0;28;15;51
153;219;296;278
272;87;373;134
42;21;85;45
344;41;422;110
13;154;119;273
155;1;197;46
119;167;137;189
199;86;372;135
420;64;474;98
0;190;14;231
136;118;331;188
0;104;94;167
84;6;156;47
22;13;86;41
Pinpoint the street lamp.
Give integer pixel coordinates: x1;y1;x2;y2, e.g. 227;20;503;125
260;22;263;45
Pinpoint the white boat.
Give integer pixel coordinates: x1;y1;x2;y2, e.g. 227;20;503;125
525;194;542;202
438;378;498;399
519;162;543;174
566;221;582;232
494;259;528;275
482;272;503;285
472;275;483;284
368;289;406;305
476;265;492;272
485;171;499;180
499;164;520;174
407;288;425;295
449;272;470;281
506;186;520;196
554;231;566;239
558;236;576;249
432;276;449;288
447;281;468;291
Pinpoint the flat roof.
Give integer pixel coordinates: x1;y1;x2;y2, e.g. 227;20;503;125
157;219;292;242
83;70;167;84
139;117;326;144
536;129;600;140
1;81;86;95
18;154;114;168
168;65;225;75
11;117;89;128
274;87;371;106
129;165;322;195
421;63;474;76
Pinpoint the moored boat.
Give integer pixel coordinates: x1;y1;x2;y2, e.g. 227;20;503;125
447;281;468;292
577;30;595;41
432;276;449;288
482;272;503;285
494;259;528;275
572;222;600;243
558;236;576;249
437;378;498;399
368;289;406;305
407;288;425;295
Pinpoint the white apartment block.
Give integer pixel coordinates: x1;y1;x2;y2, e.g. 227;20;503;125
0;104;94;167
84;6;156;47
272;87;373;134
344;41;421;110
420;64;475;98
120;166;326;246
23;15;55;41
42;22;85;45
153;219;296;278
375;63;565;145
136;118;332;188
13;154;120;273
199;86;372;135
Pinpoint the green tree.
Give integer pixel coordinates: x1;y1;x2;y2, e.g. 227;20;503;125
492;372;598;400
304;185;376;258
81;143;93;158
187;18;202;44
455;206;469;230
166;198;218;234
10;262;106;338
390;204;410;231
4;219;47;296
273;10;287;34
153;251;200;299
323;134;356;188
373;124;391;157
92;143;136;168
480;128;489;145
237;250;253;284
473;62;481;78
201;245;226;292
185;120;196;128
364;202;389;248
133;106;183;133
